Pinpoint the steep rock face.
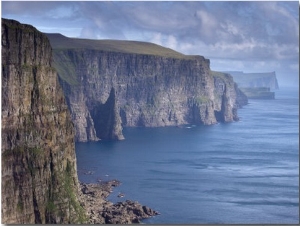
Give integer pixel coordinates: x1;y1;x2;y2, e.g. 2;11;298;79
91;87;124;140
234;83;249;107
211;71;248;122
47;34;247;142
1;19;86;223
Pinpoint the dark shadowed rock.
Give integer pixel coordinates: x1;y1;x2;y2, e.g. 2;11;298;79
91;87;124;140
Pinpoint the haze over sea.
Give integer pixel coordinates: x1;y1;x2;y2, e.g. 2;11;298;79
76;87;299;224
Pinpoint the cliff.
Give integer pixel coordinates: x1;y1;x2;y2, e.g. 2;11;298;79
239;87;275;99
226;71;279;89
46;34;248;142
1;19;86;223
225;71;278;99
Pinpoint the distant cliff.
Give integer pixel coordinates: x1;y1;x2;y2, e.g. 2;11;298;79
2;19;86;223
226;71;278;99
239;87;275;99
226;71;279;89
46;34;248;142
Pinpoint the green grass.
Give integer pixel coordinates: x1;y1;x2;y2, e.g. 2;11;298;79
46;200;56;212
63;160;88;223
210;70;229;79
195;96;210;105
46;33;197;59
17;200;24;212
52;50;79;85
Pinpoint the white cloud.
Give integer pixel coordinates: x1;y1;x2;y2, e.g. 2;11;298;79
2;1;298;86
150;33;163;46
80;26;97;39
196;9;217;29
166;35;177;50
289;63;299;71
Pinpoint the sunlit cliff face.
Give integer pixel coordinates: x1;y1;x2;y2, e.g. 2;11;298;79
1;18;86;224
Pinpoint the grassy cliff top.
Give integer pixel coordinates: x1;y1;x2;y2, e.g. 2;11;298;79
45;33;200;59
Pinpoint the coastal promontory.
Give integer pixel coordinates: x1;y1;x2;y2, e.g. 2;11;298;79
226;71;279;99
1;18;158;224
1;18;85;223
46;34;248;142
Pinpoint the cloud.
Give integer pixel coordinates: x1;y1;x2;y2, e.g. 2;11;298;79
195;9;218;39
150;32;163;46
166;35;178;50
2;1;298;85
80;26;98;39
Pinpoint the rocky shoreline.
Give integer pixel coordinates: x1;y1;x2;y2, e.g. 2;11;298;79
79;180;159;224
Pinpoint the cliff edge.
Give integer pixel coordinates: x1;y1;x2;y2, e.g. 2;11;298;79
46;34;248;142
1;18;86;223
1;18;159;225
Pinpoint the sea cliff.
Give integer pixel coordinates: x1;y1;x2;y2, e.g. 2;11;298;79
226;71;278;99
1;18;159;224
1;19;86;223
47;34;248;142
228;71;279;89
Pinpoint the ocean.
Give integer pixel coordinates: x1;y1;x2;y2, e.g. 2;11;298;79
75;87;299;224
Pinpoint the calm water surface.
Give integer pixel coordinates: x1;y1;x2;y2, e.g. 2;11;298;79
76;87;299;224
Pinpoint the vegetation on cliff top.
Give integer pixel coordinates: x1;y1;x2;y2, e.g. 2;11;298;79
46;33;199;59
209;70;230;79
52;50;79;85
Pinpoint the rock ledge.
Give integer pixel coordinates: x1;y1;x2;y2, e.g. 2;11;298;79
79;181;159;224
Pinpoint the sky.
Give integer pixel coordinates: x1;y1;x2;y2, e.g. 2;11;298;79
2;1;299;87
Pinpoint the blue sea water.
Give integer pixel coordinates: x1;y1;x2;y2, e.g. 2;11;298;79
76;87;299;224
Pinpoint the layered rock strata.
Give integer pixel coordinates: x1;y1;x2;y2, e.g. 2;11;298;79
2;18;158;224
47;34;248;142
1;18;86;224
